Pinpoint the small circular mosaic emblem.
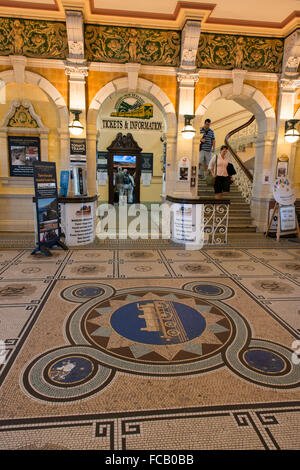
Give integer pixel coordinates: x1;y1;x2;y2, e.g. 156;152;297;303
47;355;94;385
193;285;224;296
74;287;104;298
243;349;287;374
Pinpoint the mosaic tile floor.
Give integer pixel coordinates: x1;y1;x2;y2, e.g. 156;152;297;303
0;246;299;450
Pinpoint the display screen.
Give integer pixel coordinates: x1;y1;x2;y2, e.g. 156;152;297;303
113;155;136;164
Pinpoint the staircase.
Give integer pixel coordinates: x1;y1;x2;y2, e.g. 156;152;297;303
197;178;256;233
197;115;259;236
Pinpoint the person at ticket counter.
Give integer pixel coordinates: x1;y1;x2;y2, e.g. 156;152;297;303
115;167;124;197
121;168;135;203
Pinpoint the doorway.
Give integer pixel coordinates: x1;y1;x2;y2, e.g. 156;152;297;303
107;133;141;205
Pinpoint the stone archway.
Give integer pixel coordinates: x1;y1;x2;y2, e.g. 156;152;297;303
87;76;177;194
194;83;277;231
0;69;70;170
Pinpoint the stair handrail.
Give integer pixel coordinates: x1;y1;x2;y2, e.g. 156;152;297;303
225;115;255;183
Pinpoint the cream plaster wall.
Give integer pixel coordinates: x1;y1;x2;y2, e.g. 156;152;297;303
0;82;61;186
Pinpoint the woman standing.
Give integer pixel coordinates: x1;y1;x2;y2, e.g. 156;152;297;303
208;145;232;199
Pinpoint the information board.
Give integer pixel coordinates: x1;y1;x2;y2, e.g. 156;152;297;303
8;136;40;177
32;161;65;255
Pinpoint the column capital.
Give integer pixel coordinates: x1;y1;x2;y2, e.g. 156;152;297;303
279;77;300;92
65;59;88;79
177;70;199;85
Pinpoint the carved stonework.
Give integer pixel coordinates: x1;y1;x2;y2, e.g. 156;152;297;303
8;104;38;128
69;41;84;56
107;133;142;152
0;17;68;59
282;30;300;74
177;72;199;84
280;78;300;91
180;21;201;70
196;33;284;73
85;25;180;66
65;59;88;78
1;100;46;130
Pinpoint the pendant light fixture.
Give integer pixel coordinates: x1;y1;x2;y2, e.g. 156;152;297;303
181;114;196;140
69;110;84;136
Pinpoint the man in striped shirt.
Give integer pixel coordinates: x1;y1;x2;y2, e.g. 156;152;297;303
199;118;215;178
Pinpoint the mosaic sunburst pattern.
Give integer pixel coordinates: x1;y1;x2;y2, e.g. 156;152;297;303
82;290;233;364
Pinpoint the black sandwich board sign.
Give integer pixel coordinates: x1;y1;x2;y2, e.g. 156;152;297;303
32;161;67;256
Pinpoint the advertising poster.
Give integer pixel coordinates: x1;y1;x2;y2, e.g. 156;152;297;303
279;205;296;232
70;138;86;156
171;203;204;248
8;136;40;177
276;160;289;178
33;161;60;248
59;170;70;197
273;177;296;206
140;153;153;174
178;157;190;182
61;202;95;246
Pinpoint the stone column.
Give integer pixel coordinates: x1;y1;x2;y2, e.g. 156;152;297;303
166;21;201;199
169;71;199;199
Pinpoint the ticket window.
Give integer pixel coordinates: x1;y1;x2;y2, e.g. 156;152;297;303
109;154;140;204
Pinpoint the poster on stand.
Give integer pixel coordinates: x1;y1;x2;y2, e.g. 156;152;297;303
273;177;296;206
8;136;40;177
33;161;60;248
279;205;297;232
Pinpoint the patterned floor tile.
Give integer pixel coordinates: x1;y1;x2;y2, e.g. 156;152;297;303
169;260;224;277
0;262;61;280
161;250;208;262
0;305;35;339
68;250;114;262
0;250;23;263
265;300;300;332
262;260;300;277
60;261;114;279
217;260;280;277
206;249;251;260
236;277;300;299
0;280;49;305
118;250;161;262
118;260;171;278
245;249;299;260
19;250;68;263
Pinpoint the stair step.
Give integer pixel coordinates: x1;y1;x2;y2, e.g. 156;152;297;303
228;226;257;233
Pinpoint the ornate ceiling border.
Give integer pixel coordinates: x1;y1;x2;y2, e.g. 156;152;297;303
0;0;59;11
88;1;300;36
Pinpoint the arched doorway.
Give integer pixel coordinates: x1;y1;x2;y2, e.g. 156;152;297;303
194;83;277;231
107;132;142;204
87;77;177;200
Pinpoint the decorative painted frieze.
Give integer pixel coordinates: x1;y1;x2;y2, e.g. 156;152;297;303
0;17;68;59
85;25;181;66
196;33;284;73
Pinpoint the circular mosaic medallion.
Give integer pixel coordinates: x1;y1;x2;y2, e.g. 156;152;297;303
243;348;287;374
193;284;224;296
46;355;94;385
110;301;206;345
81;289;234;365
74;287;104;298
